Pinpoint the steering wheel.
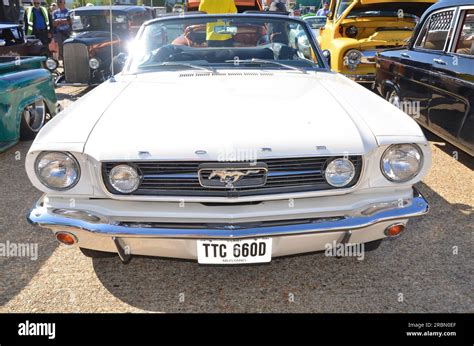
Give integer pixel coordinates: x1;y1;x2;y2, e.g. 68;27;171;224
165;52;201;62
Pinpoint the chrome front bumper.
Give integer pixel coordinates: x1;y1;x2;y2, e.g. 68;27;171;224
26;188;429;260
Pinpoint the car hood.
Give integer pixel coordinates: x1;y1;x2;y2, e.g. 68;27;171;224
80;70;424;161
33;70;425;160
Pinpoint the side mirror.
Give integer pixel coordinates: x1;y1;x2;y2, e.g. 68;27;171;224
322;49;331;66
0;39;6;47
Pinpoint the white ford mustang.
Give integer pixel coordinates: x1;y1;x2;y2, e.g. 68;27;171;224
26;14;431;264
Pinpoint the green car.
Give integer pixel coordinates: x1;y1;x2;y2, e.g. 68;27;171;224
0;56;59;152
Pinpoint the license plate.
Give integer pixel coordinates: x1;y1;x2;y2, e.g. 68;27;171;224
197;238;272;264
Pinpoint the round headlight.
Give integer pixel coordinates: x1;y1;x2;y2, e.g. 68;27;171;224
345;25;358;38
343;49;362;70
35;152;80;190
45;58;57;71
325;158;356;187
381;144;423;182
89;57;100;70
108;164;140;194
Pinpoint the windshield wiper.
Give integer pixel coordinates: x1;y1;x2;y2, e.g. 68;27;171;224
140;62;216;72
224;58;307;74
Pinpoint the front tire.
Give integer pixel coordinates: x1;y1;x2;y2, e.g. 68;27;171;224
80;247;117;258
20;99;47;140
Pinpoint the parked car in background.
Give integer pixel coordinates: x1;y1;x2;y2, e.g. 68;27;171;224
0;22;58;77
0;56;59;152
152;6;167;17
303;15;328;33
0;23;47;56
318;0;437;86
26;14;430;264
376;0;474;156
56;5;153;86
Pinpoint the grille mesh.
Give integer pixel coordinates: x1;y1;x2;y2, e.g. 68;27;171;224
63;43;90;83
103;156;362;197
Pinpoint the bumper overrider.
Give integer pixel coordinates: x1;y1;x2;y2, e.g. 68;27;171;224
26;188;429;263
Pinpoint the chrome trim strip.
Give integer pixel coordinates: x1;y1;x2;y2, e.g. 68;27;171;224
27;188;429;239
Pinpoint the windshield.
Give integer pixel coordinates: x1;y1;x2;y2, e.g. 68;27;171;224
126;16;325;74
336;0;354;20
71;13;129;33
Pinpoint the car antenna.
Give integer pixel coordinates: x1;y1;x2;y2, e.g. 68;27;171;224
109;0;116;82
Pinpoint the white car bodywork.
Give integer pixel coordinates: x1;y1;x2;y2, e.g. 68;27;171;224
26;67;431;263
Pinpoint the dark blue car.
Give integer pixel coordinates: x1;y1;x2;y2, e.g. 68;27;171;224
375;0;474;156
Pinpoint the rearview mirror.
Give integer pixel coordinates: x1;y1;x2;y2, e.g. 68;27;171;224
213;25;238;35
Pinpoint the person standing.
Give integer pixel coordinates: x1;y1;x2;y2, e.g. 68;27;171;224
266;0;287;12
266;0;288;44
49;3;57;14
316;2;330;16
24;1;52;48
52;0;71;61
198;0;237;47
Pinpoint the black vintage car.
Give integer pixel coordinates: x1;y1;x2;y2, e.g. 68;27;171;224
0;23;58;72
59;5;154;85
375;0;474;156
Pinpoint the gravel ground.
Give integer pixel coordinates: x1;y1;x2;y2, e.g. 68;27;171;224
0;86;472;313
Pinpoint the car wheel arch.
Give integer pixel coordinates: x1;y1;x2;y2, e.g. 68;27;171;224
16;96;53;138
382;80;401;101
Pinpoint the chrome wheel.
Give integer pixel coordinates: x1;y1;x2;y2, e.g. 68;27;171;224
387;90;400;107
23;99;46;133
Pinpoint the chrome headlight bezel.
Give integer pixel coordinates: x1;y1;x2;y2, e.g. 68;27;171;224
380;144;424;183
89;57;100;70
108;164;141;194
324;158;356;188
343;49;362;70
34;151;81;191
45;58;58;71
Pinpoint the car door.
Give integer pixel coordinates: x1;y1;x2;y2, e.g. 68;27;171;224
428;7;474;155
397;8;457;126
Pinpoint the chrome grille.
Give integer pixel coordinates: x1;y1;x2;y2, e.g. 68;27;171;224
102;156;363;197
63;43;90;83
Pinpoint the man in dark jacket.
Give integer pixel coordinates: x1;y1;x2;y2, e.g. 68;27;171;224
24;1;52;47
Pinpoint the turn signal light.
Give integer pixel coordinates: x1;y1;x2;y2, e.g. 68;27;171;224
55;232;77;245
384;224;406;237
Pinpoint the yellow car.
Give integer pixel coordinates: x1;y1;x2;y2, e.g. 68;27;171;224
318;0;437;85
